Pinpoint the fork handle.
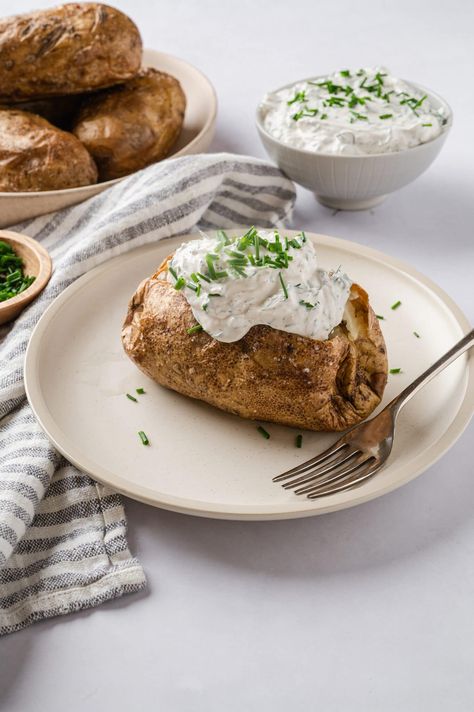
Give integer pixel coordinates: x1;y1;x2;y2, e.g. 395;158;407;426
389;328;474;416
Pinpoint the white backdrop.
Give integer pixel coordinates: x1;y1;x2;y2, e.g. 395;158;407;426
1;1;473;710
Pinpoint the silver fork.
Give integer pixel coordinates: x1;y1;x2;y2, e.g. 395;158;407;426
274;329;474;499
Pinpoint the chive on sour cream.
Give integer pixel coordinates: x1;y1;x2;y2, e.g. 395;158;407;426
261;67;448;156
167;228;351;343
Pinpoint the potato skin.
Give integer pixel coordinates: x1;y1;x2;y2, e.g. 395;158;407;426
0;3;142;101
122;257;388;432
0;108;98;191
72;69;186;180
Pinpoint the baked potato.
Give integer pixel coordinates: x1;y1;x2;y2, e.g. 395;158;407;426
122;251;388;432
0;108;97;191
0;3;142;102
72;68;186;180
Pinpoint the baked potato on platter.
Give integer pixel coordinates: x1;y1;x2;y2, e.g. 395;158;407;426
0;108;97;191
122;229;388;432
72;68;186;180
0;3;142;101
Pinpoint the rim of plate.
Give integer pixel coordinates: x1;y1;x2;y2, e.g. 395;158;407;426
24;232;474;520
0;49;218;199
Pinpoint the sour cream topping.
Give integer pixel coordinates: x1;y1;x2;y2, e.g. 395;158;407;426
167;229;352;343
261;67;448;156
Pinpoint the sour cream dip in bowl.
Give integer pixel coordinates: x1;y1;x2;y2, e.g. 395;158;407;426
256;67;452;210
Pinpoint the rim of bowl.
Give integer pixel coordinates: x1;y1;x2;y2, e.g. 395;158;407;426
0;230;52;310
256;75;453;159
0;50;218;199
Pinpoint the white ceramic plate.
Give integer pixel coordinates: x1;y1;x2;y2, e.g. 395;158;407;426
25;231;474;520
0;49;217;228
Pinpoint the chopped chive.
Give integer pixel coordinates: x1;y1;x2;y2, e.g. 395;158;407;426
216;229;229;244
279;272;288;299
205;254;217;279
136;388;145;395
257;425;270;440
190;272;200;283
295;434;303;448
168;265;178;280
187;324;203;335
376;314;385;320
287;90;307;105
340;69;351;78
391;300;401;310
126;393;138;402
174;277;185;290
379;114;393;119
138;431;150;446
197;272;211;283
413;331;420;338
299;300;316;309
421;123;432;127
186;282;198;292
214;270;228;279
389;368;402;374
208;293;221;297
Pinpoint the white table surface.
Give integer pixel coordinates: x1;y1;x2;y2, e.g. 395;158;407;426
1;0;473;709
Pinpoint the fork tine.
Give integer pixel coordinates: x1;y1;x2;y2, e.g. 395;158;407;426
295;456;375;495
306;460;382;498
282;449;359;489
272;439;348;482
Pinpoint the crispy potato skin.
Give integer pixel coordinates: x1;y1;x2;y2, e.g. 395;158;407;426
122;256;388;432
72;68;186;180
0;3;142;101
0;108;97;191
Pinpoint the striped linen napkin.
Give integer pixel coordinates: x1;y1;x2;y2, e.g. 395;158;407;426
0;152;296;635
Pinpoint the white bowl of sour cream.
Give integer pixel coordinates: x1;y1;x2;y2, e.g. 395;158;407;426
256;67;452;210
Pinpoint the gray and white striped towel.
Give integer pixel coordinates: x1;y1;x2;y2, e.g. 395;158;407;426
0;152;296;635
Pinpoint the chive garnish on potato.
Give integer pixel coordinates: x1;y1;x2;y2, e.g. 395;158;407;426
187;324;203;335
279;272;288;299
257;426;270;439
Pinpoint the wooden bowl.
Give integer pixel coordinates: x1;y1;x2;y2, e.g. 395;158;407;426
0;230;52;325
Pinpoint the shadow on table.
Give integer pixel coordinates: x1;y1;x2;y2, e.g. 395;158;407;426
128;435;473;579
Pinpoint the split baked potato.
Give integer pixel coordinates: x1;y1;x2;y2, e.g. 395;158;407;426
72;68;186;180
122;253;388;432
0;3;142;102
0;108;97;191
